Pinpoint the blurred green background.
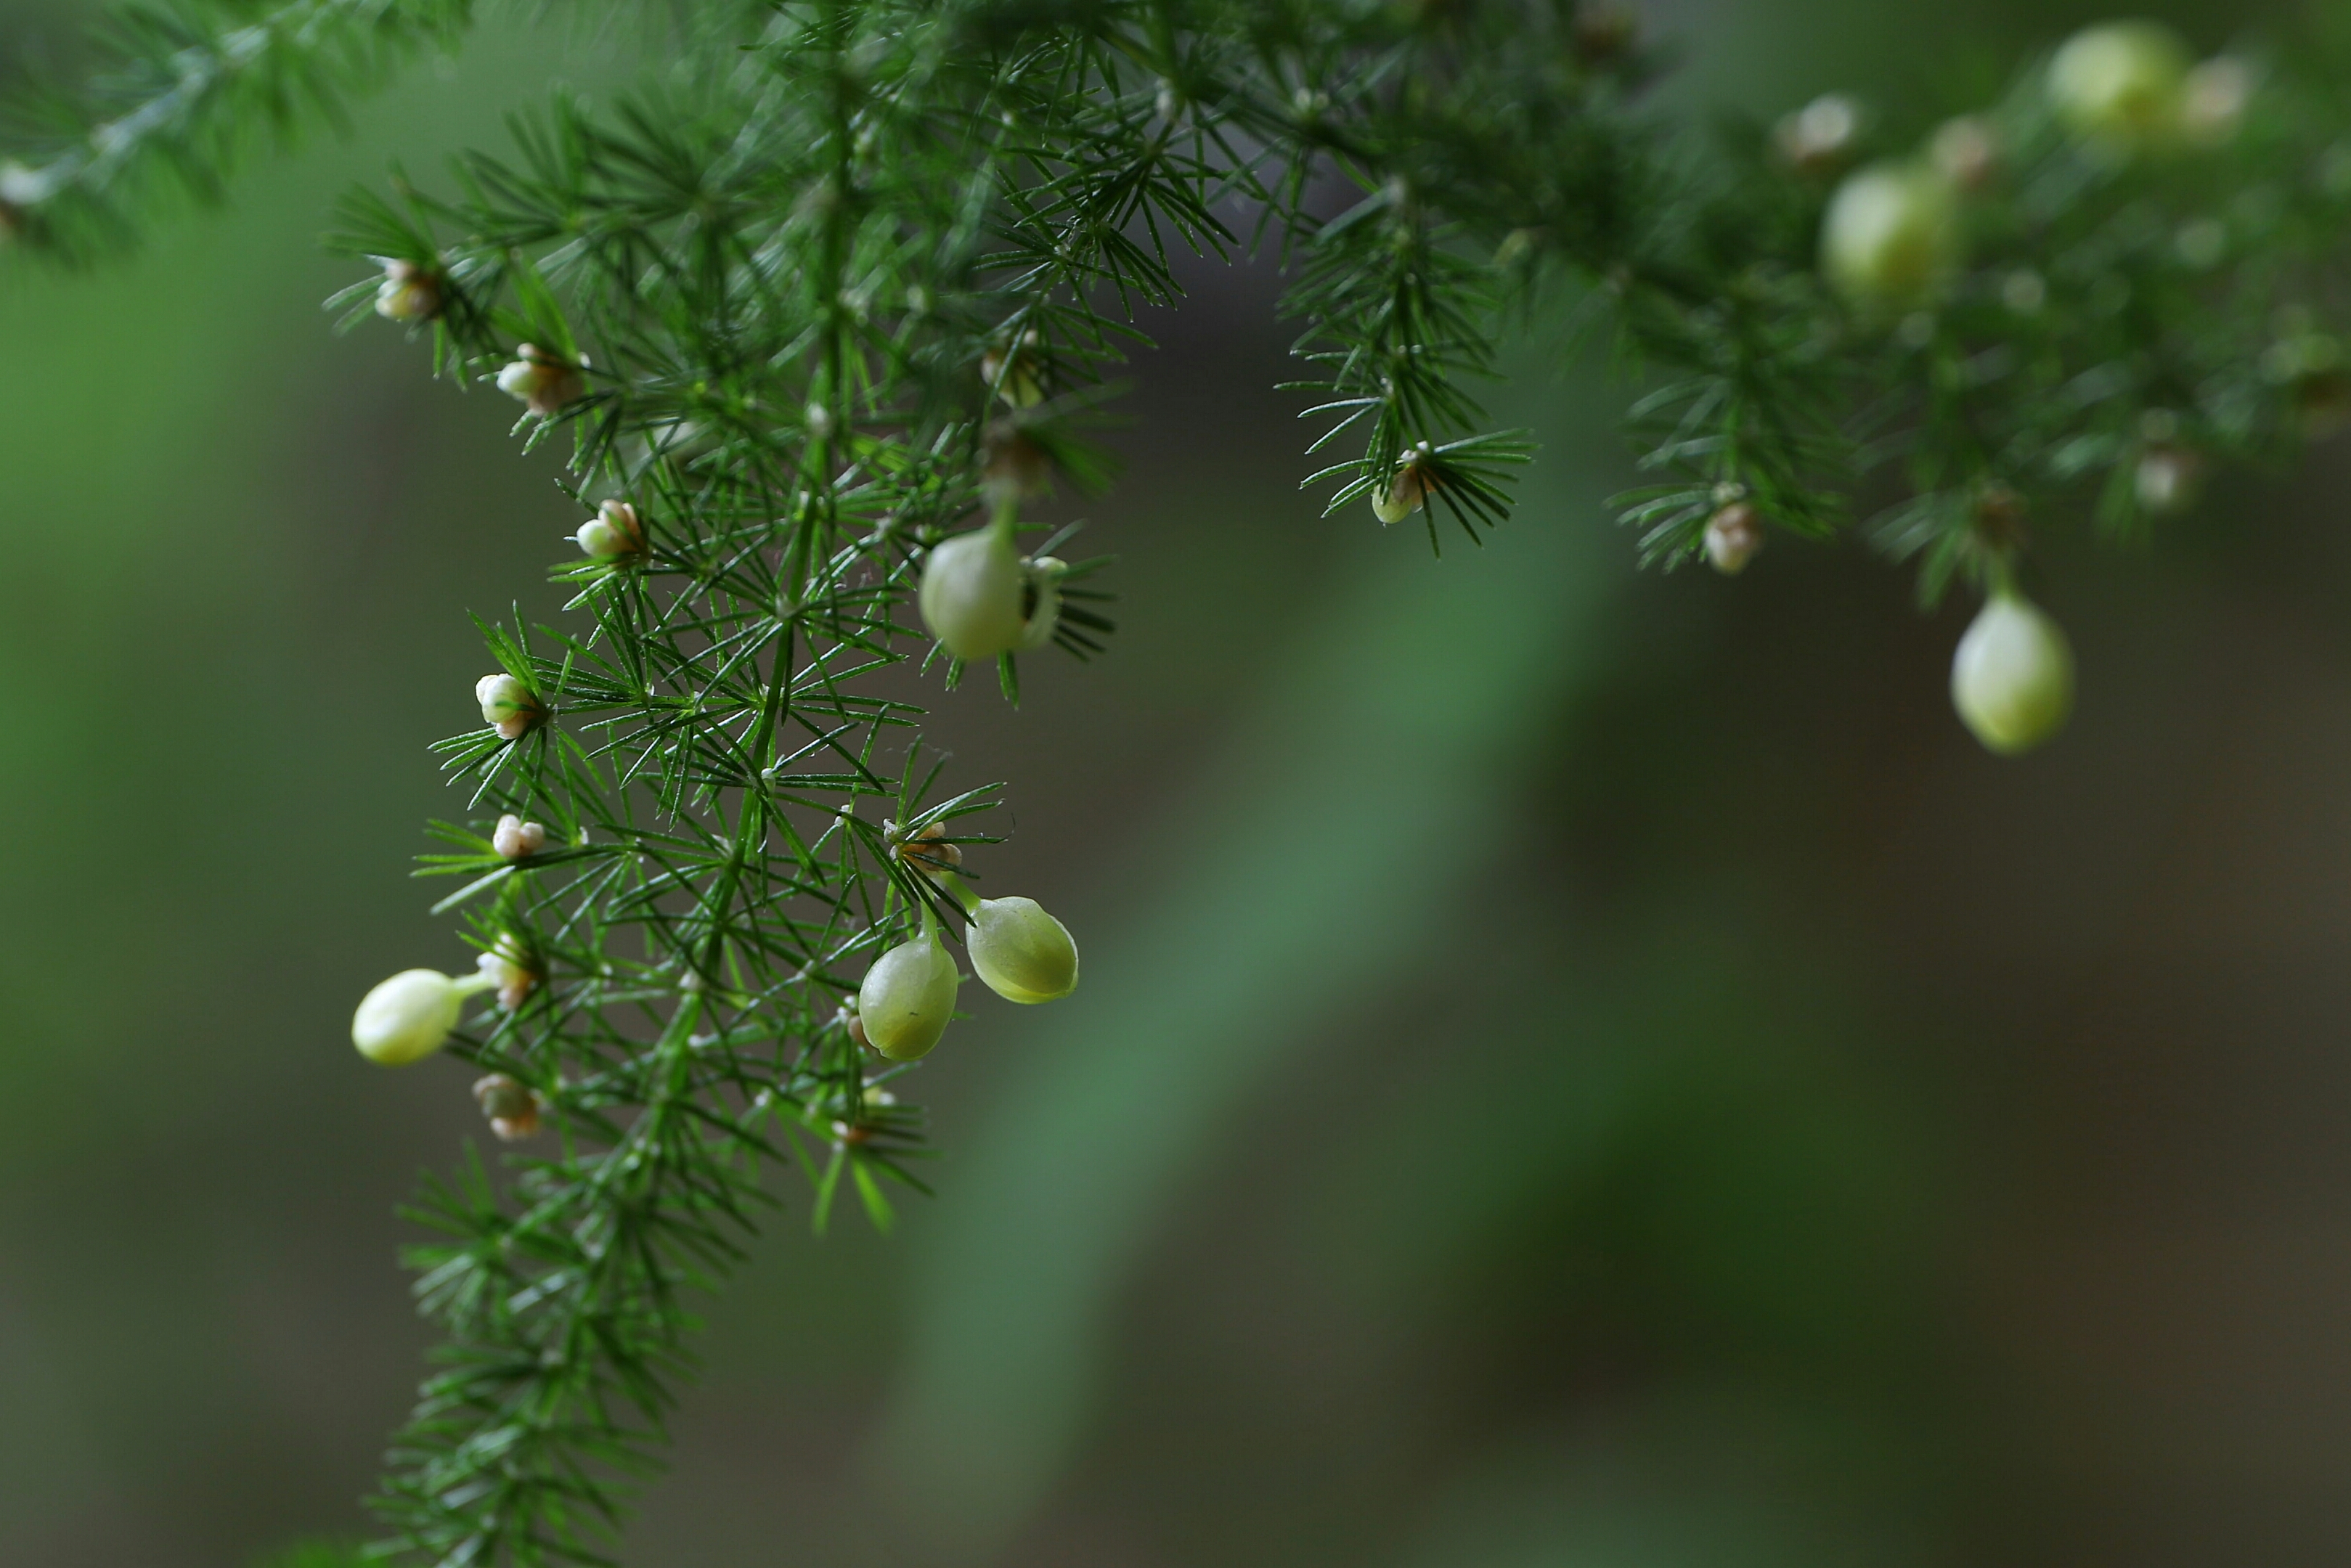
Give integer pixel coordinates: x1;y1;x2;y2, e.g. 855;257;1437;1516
5;1;2350;1564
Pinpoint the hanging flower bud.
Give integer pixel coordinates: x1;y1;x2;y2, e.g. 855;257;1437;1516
492;814;547;860
836;1003;873;1052
375;260;443;324
967;897;1080;1005
1950;590;2075;756
496;344;587;416
856;924;961;1061
352;967;494;1066
476;674;543;741
2134;445;2204;515
2047;21;2192;154
472;1074;547;1140
1372;443;1435;525
1703;501;1764;575
1017;556;1066;651
1570;3;1636;68
981;330;1045;407
476;937;538;1011
574;500;643;560
1774;94;1864;174
2180;57;2254;144
1821;163;1962;309
919;525;1028;661
1929;115;2000;190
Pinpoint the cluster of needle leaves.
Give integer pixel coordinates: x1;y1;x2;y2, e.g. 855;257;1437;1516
12;0;2351;1562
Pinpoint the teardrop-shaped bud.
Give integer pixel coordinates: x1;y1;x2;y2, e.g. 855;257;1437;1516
354;968;489;1066
1017;556;1066;651
1774;93;1863;174
919;527;1027;661
967;897;1080;1005
575;500;643;560
2047;21;2191;153
856;927;961;1061
476;673;542;740
1372;445;1435;525
2134;445;2204;515
1950;591;2075;756
1821;163;1962;309
1703;501;1764;575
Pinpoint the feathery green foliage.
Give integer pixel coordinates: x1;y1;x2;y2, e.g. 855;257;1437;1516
11;1;2351;1563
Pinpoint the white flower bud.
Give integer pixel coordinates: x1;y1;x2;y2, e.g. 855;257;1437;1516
1950;591;2075;756
353;968;492;1066
476;939;538;1010
574;500;643;560
476;673;542;740
1703;501;1764;575
496;344;587;416
1775;94;1863;173
472;1074;546;1140
967;896;1079;1005
2048;21;2192;153
375;260;442;323
1016;556;1066;651
2180;57;2254;144
856;926;961;1061
492;814;547;860
1821;163;1962;309
2134;446;2203;515
919;526;1027;661
982;332;1045;407
1929;115;1999;190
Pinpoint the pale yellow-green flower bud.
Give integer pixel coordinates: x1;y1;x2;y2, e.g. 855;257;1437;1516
496;344;587;415
476;674;542;741
575;499;643;559
919;526;1027;661
1950;590;2075;756
1821;163;1962;309
967;896;1079;1005
856;926;961;1061
2048;21;2192;154
1372;444;1434;525
353;968;492;1066
375;260;442;324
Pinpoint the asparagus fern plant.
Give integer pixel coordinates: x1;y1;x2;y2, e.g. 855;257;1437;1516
7;1;2351;1560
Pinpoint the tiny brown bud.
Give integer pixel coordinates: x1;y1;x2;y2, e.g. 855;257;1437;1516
1571;3;1636;66
473;1074;547;1141
892;819;963;877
